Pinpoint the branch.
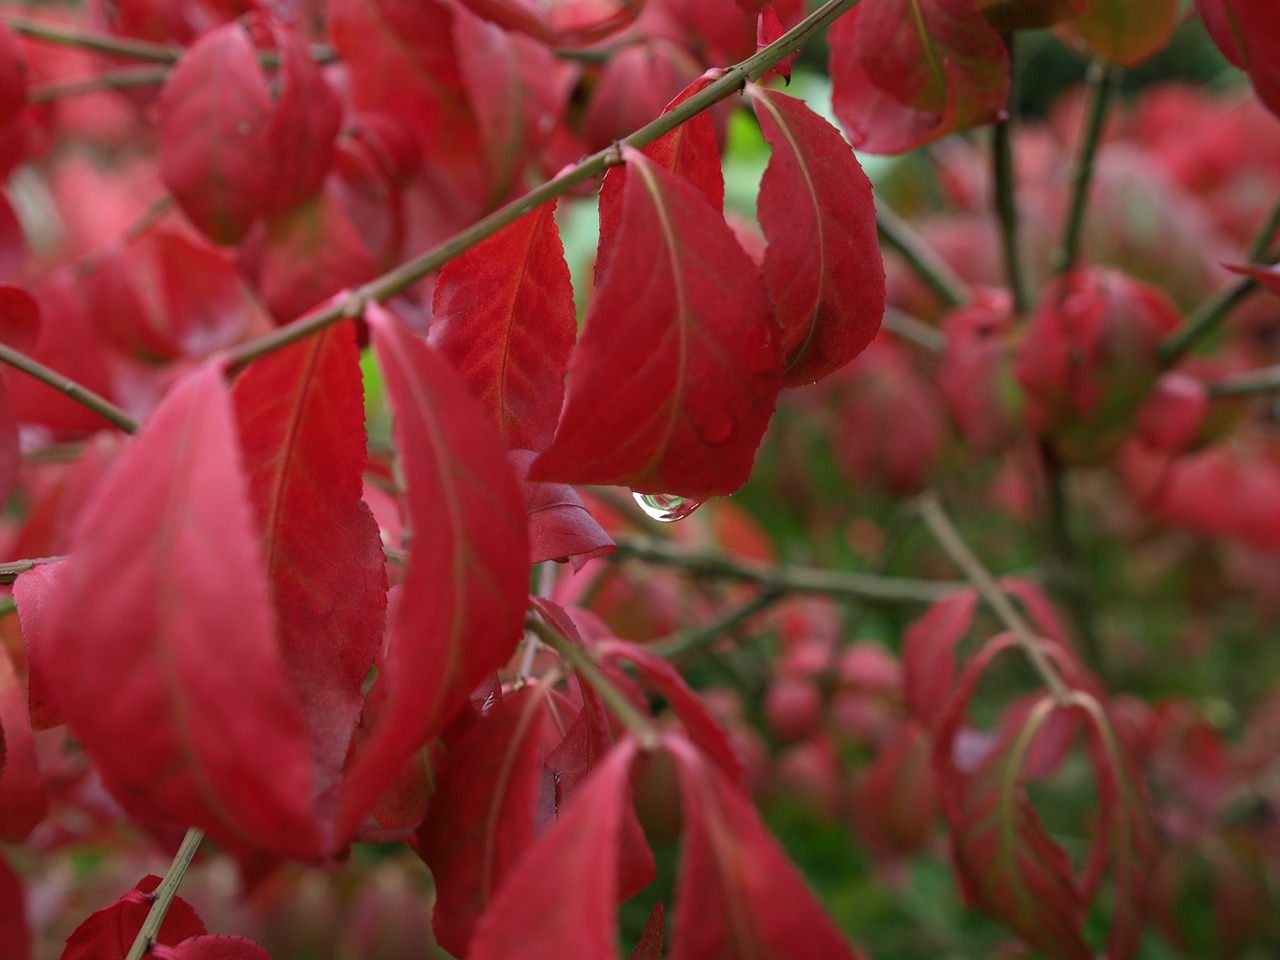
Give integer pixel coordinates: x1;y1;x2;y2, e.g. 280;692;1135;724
5;14;180;63
0;556;64;585
1207;363;1280;397
1053;59;1121;276
528;615;660;749
609;534;962;604
992;33;1031;315
222;0;865;370
123;827;204;960
0;342;137;433
883;305;946;353
875;205;970;310
650;587;784;658
28;65;171;103
917;492;1071;703
1161;199;1280;365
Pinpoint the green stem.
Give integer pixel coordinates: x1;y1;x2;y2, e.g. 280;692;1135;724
5;14;180;62
917;492;1071;703
0;556;65;585
0;343;137;433
124;828;204;960
28;65;171;103
875;206;970;310
1161;199;1280;365
528;616;660;749
223;0;864;370
609;535;962;604
883;306;946;353
992;33;1031;315
1053;59;1120;276
650;587;784;658
1207;363;1280;397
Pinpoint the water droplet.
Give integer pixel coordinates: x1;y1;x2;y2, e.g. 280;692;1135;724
700;411;734;444
632;491;705;523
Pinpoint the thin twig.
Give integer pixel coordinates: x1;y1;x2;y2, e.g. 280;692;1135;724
992;33;1031;315
876;205;970;310
528;615;660;749
609;535;962;604
650;587;784;658
883;306;946;353
0;556;64;585
0;343;137;433
1161;200;1280;365
1208;364;1280;397
5;14;181;62
28;65;171;102
123;827;205;960
222;0;865;370
1054;59;1120;276
917;492;1071;703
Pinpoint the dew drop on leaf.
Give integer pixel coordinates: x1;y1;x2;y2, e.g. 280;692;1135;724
632;491;705;522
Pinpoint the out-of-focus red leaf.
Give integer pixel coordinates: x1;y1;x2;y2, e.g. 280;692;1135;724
1197;0;1280;119
977;0;1085;30
0;22;26;127
829;0;1009;155
0;375;17;513
158;23;273;243
938;289;1021;453
13;563;63;731
532;147;783;500
1225;260;1280;295
598;640;745;786
1060;0;1178;66
455;0;640;45
902;589;979;727
852;720;938;858
629;902;665;960
665;733;864;960
412;682;574;956
508;451;615;568
0;639;44;841
933;635;1090;960
0;852;27;960
430;202;574;452
154;938;273;959
231;321;386;799
340;305;529;835
61;875;207;960
41;363;319;855
260;20;342;218
0;286;39;353
751;85;884;386
582;40;702;152
0;193;24;281
469;736;642;960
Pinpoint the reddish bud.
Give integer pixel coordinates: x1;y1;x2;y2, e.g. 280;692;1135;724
764;675;824;743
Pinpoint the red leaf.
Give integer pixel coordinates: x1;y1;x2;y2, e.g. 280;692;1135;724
508;450;615;568
469;736;642;960
412;682;574;956
829;0;1009;155
531;147;783;499
339;304;530;835
0;852;28;960
0;22;26;128
41;363;319;856
14;563;65;731
0;285;39;352
0;640;45;841
599;640;746;786
1061;0;1178;67
629;901;665;960
582;41;701;153
751;85;884;385
430;202;575;452
259;20;342;218
756;7;795;82
158;24;273;243
1196;0;1280;117
852;721;939;858
231;321;387;800
933;636;1091;960
154;936;273;959
453;0;640;45
61;875;207;960
1225;260;1280;295
665;733;864;960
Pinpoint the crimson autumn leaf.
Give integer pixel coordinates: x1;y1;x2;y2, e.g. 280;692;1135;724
829;0;1009;155
338;304;530;835
0;639;45;841
750;84;884;386
665;732;865;960
0;852;27;960
412;682;576;956
1059;0;1178;67
583;41;702;153
902;587;980;728
1197;0;1280;118
0;284;38;352
230;320;387;801
469;736;643;960
531;147;783;499
152;936;273;959
0;21;26;128
61;875;207;960
14;560;65;732
453;0;641;45
1226;260;1280;295
429;202;575;452
629;902;665;960
38;362;320;856
508;450;615;567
